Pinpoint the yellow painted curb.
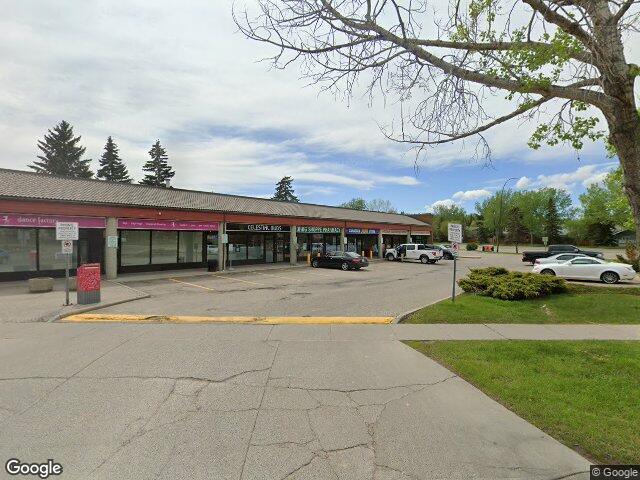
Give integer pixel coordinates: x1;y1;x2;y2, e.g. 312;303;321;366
60;314;394;324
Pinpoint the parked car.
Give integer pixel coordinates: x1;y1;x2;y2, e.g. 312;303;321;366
522;245;604;264
311;251;369;270
534;253;589;265
385;244;443;264
532;257;636;284
436;244;457;260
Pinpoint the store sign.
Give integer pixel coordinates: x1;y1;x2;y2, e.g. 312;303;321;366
382;230;408;235
0;213;105;229
297;226;341;234
411;231;430;236
227;224;290;232
346;228;380;235
117;219;219;231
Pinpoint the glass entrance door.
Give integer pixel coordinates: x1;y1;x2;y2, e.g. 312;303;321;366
265;234;275;263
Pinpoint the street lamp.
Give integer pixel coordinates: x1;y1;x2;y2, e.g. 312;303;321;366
495;177;518;253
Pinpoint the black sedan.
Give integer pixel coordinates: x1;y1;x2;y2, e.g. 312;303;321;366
311;251;369;270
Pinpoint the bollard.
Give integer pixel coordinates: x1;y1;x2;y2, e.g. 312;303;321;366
307;253;311;265
361;250;365;257
369;250;373;259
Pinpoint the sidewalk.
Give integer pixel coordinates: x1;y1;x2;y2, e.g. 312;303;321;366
0;278;149;323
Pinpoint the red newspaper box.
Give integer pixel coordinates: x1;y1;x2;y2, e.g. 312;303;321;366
77;263;101;304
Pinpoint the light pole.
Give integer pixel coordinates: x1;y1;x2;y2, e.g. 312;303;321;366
495;177;518;253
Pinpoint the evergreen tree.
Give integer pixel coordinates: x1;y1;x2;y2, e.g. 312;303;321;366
506;205;526;253
96;136;132;183
140;140;175;186
29;120;93;178
544;196;562;244
272;176;299;202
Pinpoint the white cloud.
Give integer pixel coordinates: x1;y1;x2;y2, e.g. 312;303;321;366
534;164;615;191
515;176;531;189
425;199;457;212
452;189;491;201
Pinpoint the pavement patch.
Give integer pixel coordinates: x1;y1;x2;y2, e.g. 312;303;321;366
60;314;394;324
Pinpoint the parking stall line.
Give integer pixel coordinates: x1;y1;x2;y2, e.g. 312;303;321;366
169;278;217;291
208;273;266;286
296;269;334;278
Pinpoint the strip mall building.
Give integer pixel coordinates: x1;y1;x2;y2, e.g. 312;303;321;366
0;168;431;281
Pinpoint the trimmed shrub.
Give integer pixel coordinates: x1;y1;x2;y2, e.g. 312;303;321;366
466;242;478;251
457;268;567;300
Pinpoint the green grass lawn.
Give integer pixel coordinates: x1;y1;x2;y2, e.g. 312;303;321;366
406;285;640;324
406;340;640;464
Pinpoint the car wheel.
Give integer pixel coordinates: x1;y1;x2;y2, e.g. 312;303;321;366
540;269;555;276
386;253;394;261
601;271;619;284
311;259;319;268
341;262;350;271
420;255;428;264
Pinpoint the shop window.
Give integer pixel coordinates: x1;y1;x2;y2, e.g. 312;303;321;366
0;228;37;273
248;234;264;261
121;230;151;266
178;231;203;263
229;233;247;261
152;231;178;264
325;235;340;253
205;232;218;259
39;229;78;271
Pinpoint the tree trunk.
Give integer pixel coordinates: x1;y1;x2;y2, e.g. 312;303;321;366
607;107;640;247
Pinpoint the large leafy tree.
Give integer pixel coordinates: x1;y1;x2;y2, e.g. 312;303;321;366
237;0;640;244
30;120;93;178
506;205;526;252
340;197;367;210
272;176;300;202
140;140;175;187
96;136;132;183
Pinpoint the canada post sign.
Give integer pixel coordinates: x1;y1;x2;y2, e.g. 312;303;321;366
346;228;380;235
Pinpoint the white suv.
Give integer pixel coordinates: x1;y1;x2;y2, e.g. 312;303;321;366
385;244;443;264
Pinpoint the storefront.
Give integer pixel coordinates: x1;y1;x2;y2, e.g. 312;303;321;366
382;230;409;254
296;226;341;261
0;168;432;280
346;228;379;257
226;223;290;266
0;213;105;280
117;219;219;273
411;230;432;244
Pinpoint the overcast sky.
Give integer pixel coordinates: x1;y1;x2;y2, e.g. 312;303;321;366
1;1;637;213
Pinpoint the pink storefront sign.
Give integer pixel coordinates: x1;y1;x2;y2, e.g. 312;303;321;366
117;218;219;231
0;213;106;229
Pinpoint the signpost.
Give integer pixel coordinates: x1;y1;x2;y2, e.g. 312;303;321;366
448;223;463;302
56;222;78;306
542;236;549;247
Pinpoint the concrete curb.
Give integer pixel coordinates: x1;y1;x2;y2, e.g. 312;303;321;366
48;293;151;322
393;292;462;324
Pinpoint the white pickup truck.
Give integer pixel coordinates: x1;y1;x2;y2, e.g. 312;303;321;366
385;243;443;264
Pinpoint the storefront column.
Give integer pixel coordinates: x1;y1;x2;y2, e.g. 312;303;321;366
340;227;347;252
406;232;412;243
289;227;297;265
377;232;384;259
218;222;226;272
105;217;118;280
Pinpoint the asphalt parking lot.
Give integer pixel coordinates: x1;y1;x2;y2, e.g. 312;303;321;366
96;253;531;319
